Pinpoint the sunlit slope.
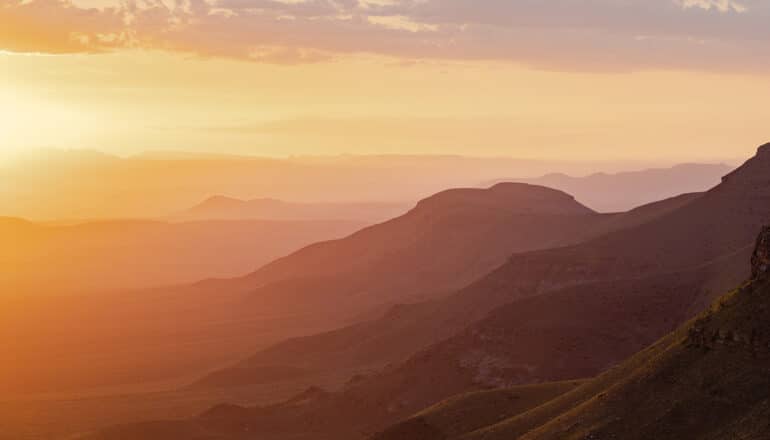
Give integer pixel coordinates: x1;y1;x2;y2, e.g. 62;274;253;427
370;381;584;440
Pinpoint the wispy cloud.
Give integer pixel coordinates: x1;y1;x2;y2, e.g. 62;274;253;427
677;0;748;13
2;0;770;71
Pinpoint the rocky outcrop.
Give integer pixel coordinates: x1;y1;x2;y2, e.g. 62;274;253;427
752;226;770;279
687;226;770;354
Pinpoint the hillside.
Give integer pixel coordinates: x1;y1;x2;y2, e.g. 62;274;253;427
369;234;770;440
459;226;770;440
86;140;770;439
370;381;584;440
218;183;605;320
494;162;732;212
193;145;766;392
174;196;408;222
1;183;608;399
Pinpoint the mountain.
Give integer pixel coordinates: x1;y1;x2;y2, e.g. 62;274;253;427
221;183;605;320
2;151;653;221
173;196;408;222
109;143;770;438
455;226;770;440
1;217;365;295
370;381;584;440
189;161;741;392
190;194;700;387
86;225;770;440
327;144;769;428
1;183;608;398
491;162;733;212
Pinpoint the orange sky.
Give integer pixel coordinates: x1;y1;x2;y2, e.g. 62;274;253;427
1;0;769;162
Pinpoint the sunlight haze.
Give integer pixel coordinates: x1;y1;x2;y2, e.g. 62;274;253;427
4;2;770;440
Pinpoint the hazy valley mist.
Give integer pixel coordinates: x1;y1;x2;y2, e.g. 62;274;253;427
3;2;770;440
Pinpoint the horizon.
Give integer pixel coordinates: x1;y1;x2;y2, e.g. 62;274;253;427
0;145;747;166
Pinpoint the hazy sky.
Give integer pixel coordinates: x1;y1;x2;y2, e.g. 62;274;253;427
2;0;769;162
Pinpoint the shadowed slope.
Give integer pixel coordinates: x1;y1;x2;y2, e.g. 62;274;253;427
461;227;770;440
219;183;603;320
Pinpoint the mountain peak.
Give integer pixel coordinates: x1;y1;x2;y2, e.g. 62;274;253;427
752;226;770;280
413;183;594;216
720;142;770;184
757;142;770;157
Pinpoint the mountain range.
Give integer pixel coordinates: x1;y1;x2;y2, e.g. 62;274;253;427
2;150;728;221
1;183;612;396
173;196;408;222
491;162;733;212
373;227;770;440
83;145;770;440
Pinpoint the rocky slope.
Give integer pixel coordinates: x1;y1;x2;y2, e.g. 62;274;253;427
460;226;770;440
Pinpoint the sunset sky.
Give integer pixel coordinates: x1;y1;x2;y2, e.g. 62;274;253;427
2;0;770;162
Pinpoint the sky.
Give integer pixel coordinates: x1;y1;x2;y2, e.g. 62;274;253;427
2;0;770;162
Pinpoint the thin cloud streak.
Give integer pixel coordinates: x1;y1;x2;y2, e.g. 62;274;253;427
2;0;770;71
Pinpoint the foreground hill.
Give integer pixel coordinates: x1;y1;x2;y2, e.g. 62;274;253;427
370;381;584;440
493;162;732;212
173;196;408;222
458;226;770;440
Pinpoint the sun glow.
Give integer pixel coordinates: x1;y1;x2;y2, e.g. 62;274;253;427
0;82;95;160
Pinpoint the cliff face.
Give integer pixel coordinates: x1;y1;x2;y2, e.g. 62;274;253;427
751;226;770;279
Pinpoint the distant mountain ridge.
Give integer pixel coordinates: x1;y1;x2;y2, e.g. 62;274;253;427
1;182;611;397
174;195;408;222
490;162;733;212
4;150;666;221
1;217;365;295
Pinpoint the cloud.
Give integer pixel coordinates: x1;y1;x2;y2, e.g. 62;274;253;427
2;0;770;71
677;0;747;13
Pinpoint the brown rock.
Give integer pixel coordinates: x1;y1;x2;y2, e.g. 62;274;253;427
751;226;770;279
